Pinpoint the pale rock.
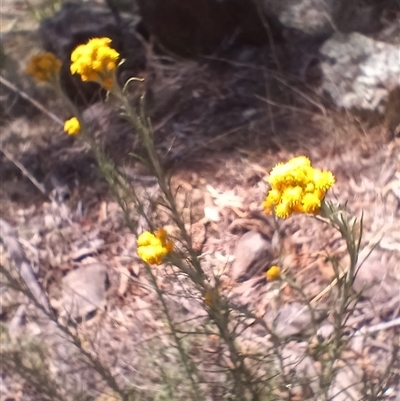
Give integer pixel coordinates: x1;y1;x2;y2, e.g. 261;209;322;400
316;322;335;340
62;263;108;320
353;253;399;303
204;206;220;222
328;365;363;401
264;0;335;36
231;230;272;281
319;32;400;114
265;302;326;337
263;0;382;36
280;342;317;397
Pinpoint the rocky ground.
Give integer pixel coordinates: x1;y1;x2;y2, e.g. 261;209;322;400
1;1;400;400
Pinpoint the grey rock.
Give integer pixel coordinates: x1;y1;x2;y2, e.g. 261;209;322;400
62;263;108;320
263;0;383;37
264;0;336;36
281;342;316;375
39;1;140;57
353;253;399;303
231;230;273;281
328;365;362;401
316;322;335;340
334;4;382;35
280;342;317;398
319;32;400;114
266;302;326;337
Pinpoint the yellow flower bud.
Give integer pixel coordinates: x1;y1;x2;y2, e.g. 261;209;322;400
64;117;80;135
265;265;281;281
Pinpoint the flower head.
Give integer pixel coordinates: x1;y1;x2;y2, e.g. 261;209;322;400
313;170;335;191
137;228;173;265
263;156;335;218
301;192;321;214
275;201;291;219
26;52;61;82
70;37;119;89
64;117;81;135
265;265;281;281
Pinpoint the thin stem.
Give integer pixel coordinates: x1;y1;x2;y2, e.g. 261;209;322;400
145;264;203;401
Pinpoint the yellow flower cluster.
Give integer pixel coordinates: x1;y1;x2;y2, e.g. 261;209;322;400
137;228;174;265
64;117;81;135
70;37;119;90
26;52;62;83
265;265;281;281
263;156;335;219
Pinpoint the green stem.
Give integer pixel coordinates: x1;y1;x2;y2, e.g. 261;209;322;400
145;264;203;401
